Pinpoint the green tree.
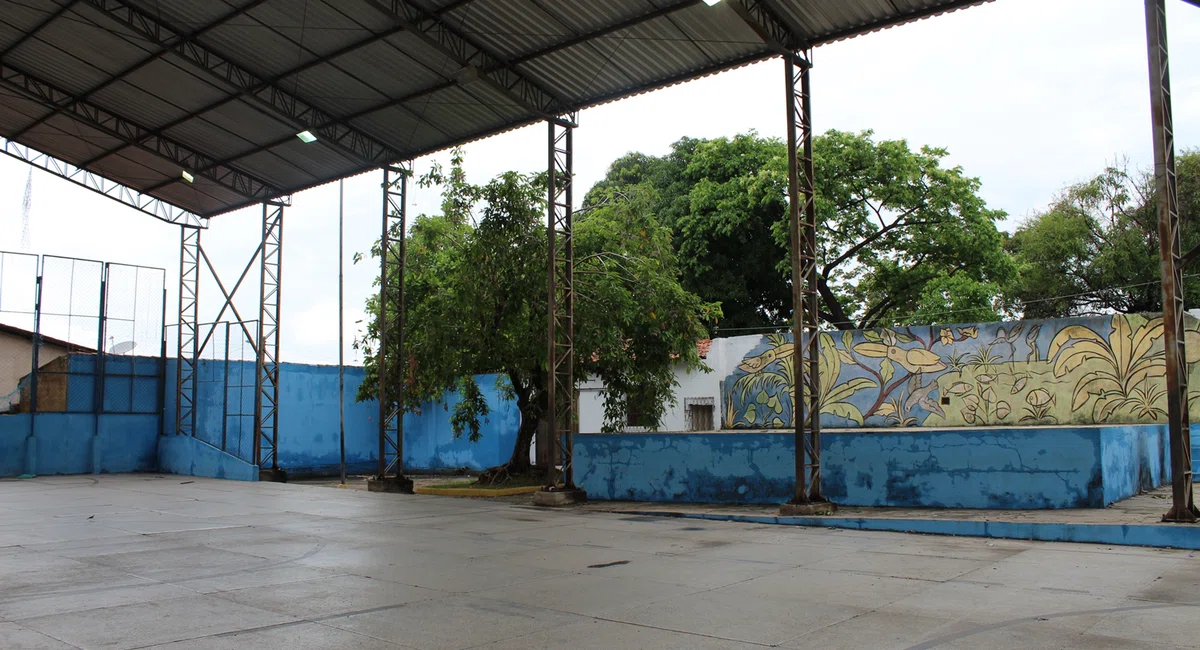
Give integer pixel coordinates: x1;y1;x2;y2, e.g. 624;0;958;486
586;130;1012;331
1004;151;1200;318
356;152;716;482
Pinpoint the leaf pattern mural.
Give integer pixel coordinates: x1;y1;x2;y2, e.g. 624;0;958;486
721;314;1200;429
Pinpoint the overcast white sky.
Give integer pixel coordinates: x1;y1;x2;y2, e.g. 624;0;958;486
0;0;1197;365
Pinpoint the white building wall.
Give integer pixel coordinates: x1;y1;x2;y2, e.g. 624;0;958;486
578;334;766;433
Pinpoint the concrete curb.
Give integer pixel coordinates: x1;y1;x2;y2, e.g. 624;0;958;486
414;485;541;497
604;509;1200;550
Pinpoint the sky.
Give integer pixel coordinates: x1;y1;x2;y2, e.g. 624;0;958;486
0;0;1197;366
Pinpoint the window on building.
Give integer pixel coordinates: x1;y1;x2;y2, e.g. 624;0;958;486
626;401;653;430
685;397;715;431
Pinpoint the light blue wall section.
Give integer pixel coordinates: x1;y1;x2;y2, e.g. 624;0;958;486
0;354;161;478
1101;425;1169;505
824;428;1103;508
158;435;258;481
403;373;520;473
576;433;793;504
576;426;1170;509
93;414;159;473
164;360;520;475
0;413;158;477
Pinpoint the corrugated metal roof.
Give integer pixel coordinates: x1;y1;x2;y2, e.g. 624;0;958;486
0;0;990;218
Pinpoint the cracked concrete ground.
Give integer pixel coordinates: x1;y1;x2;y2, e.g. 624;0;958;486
2;474;1198;649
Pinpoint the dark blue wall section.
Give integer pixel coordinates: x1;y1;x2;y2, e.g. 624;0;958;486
575;426;1171;509
0;414;30;476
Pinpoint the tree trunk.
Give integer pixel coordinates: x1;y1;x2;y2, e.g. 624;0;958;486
477;372;544;485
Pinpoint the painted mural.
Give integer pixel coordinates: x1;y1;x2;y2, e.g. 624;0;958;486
722;314;1200;430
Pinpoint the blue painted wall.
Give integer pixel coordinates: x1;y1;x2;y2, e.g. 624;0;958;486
0;412;159;477
575;426;1170;509
158;435;258;481
0;415;30;476
1;353;161;479
1101;425;1169;505
164;359;520;475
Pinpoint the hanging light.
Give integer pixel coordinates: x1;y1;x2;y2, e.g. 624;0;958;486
296;130;318;143
181;170;195;183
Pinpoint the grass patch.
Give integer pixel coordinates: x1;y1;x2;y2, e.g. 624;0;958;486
435;473;544;490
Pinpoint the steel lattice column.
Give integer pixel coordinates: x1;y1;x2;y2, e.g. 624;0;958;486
176;226;200;438
783;52;832;514
372;163;413;493
253;201;284;475
546;114;577;491
1146;0;1197;523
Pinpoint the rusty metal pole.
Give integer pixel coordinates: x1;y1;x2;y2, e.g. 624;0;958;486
784;54;807;506
1146;0;1197;523
535;114;586;506
369;164;414;494
781;51;834;516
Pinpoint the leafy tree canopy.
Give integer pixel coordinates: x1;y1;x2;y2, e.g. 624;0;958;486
585;130;1013;331
1004;151;1200;318
356;151;717;479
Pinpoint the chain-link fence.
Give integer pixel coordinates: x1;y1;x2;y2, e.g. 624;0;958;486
165;319;259;463
0;251;164;417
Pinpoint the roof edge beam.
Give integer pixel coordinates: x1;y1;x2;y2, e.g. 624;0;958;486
812;1;990;46
0;62;285;203
728;0;809;63
0;137;207;227
365;0;565;118
80;0;403;167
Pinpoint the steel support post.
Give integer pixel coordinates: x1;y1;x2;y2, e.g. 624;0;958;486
781;52;833;516
547;116;574;489
535;114;587;506
176;226;200;438
253;201;285;481
370;163;414;493
1146;0;1197;523
93;263;109;473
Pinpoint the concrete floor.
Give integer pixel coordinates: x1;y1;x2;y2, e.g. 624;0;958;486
1;476;1198;650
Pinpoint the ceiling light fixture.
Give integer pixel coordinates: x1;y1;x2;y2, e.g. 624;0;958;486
296;130;318;143
181;170;195;183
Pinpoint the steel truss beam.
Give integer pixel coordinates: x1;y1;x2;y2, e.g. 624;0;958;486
366;0;566;119
10;1;269;145
176;226;200;438
784;53;826;507
254;202;284;471
545;114;576;490
729;0;807;58
0;1;81;59
80;0;402;168
0;62;282;203
1146;0;1197;523
172;0;697;178
378;164;411;480
0;137;205;227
